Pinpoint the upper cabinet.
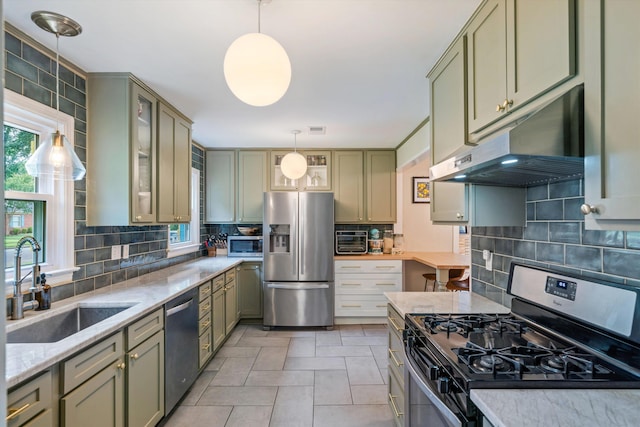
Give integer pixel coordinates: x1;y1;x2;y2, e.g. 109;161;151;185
157;102;191;223
269;150;331;191
205;150;235;223
467;0;576;134
583;0;640;231
237;151;268;223
334;150;396;224
87;73;192;226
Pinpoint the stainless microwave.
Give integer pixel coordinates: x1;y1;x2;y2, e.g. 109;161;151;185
227;235;263;257
335;230;368;255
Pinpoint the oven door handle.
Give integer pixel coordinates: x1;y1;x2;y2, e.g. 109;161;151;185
405;350;463;427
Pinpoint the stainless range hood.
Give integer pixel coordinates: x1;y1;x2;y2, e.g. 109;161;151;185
430;85;584;187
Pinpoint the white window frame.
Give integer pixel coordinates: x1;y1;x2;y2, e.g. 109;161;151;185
4;89;78;291
167;167;201;258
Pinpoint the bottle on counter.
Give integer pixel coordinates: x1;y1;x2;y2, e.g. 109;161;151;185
393;233;404;254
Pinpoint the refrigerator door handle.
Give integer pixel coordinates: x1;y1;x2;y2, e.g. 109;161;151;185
292;195;298;277
299;195;305;276
266;283;330;290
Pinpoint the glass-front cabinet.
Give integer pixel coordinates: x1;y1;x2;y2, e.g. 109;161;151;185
269;150;331;191
131;85;156;222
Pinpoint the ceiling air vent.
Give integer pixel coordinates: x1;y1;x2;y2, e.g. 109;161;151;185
308;126;326;135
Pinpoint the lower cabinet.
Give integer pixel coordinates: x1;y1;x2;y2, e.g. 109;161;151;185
224;269;239;335
335;260;402;318
212;282;226;351
60;332;125;427
237;262;263;319
387;304;405;427
212;269;240;351
7;371;53;427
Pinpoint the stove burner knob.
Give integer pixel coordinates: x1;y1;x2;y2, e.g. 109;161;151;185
429;366;440;380
438;377;450;394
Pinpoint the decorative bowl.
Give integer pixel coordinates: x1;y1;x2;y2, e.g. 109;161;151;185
237;226;260;236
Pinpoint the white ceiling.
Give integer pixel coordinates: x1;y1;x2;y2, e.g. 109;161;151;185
4;0;480;150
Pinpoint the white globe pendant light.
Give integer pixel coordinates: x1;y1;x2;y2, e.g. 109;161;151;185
281;130;307;180
224;0;291;107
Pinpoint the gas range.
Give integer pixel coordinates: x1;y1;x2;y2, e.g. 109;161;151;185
403;263;640;427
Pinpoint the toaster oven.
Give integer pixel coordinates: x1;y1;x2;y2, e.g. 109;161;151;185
335;230;368;255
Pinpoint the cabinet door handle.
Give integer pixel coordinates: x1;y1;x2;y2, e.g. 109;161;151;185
341;304;361;308
116;361;126;370
387;316;403;332
375;266;395;269
388;348;404;367
388;393;403;417
130;353;139;360
376;304;387;308
496;98;513;112
6;403;30;421
580;204;599;215
375;283;396;286
341;283;362;286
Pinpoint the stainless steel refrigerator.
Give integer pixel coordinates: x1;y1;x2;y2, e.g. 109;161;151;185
263;191;334;329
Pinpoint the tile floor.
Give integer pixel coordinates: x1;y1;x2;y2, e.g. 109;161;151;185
162;323;394;427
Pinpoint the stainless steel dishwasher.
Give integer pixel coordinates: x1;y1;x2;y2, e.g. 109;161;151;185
164;288;198;414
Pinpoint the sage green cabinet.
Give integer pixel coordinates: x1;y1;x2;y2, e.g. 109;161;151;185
87;74;157;225
334;150;396;223
237;262;263;319
125;309;164;427
198;281;213;368
366;151;396;223
60;332;125;427
205;151;235;223
270;150;331;191
333;151;364;222
225;269;239;335
157;102;192;223
429;35;469;165
583;0;640;231
467;0;576;134
212;281;226;351
430;182;468;224
237;151;268;223
7;371;53;427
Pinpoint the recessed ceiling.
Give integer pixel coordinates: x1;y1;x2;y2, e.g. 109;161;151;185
4;0;481;150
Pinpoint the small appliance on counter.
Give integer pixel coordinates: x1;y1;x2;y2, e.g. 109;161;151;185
335;230;368;255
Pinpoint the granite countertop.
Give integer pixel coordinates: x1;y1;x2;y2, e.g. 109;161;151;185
5;256;247;389
384;291;509;316
336;251;470;270
472;389;640;427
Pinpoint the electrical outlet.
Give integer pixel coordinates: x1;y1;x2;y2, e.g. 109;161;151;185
111;245;121;260
483;250;493;271
122;244;129;259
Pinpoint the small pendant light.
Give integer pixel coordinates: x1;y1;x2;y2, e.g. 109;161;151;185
26;11;86;181
280;130;307;180
223;0;291;107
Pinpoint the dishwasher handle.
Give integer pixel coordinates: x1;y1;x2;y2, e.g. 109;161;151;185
166;299;193;316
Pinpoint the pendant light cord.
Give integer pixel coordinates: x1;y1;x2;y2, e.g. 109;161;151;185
257;0;262;33
55;33;61;133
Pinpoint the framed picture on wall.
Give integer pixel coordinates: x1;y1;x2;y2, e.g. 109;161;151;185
412;176;430;203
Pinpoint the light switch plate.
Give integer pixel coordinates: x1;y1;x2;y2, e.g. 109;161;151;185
111;245;121;260
122;244;129;259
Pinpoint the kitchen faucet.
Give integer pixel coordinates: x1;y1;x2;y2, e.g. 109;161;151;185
10;235;42;320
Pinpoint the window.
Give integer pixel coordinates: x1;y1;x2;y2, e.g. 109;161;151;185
167;167;200;257
4;89;77;289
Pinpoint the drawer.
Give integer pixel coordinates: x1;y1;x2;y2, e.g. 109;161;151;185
199;328;213;368
335;259;402;274
126;308;164;351
62;331;124;394
225;268;236;283
199;311;212;334
387;305;404;340
335;294;389;317
199;295;212;319
213;274;225;291
388;366;405;427
388;328;405;386
199;280;212;300
7;371;52;427
335;274;402;294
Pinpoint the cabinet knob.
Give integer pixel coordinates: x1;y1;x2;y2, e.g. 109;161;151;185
496;99;513;112
456;212;464;219
116;361;126;370
135;215;142;220
130;353;139;360
580;204;599;215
